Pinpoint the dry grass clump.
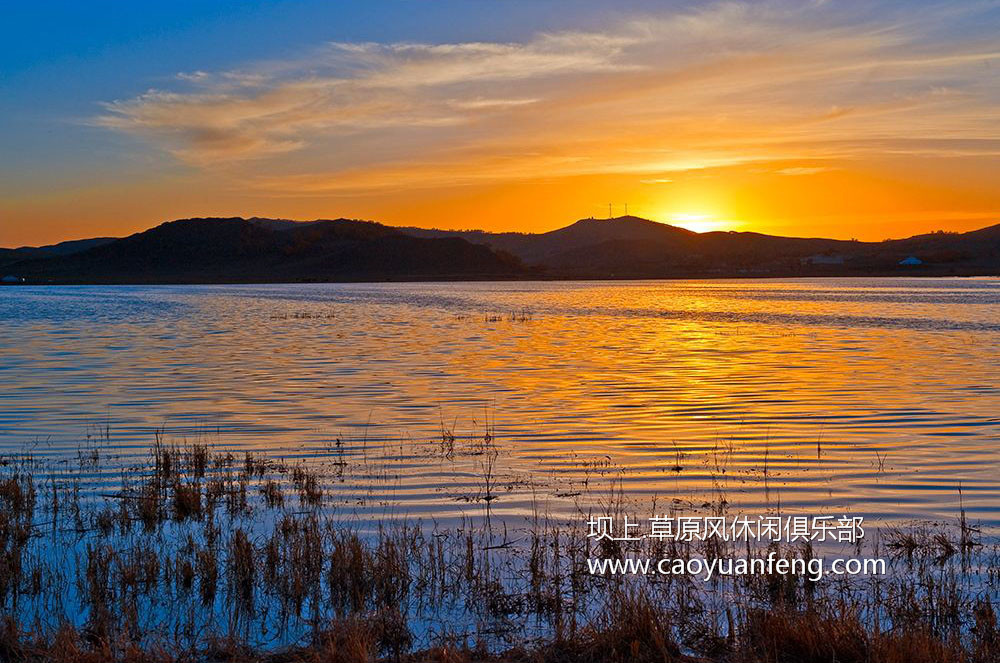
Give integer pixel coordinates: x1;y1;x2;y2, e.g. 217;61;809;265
172;480;203;521
0;470;35;604
261;479;284;508
738;605;998;663
539;591;683;663
292;464;323;507
136;477;164;532
229;527;256;613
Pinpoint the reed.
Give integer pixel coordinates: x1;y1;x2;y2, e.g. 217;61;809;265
0;432;994;663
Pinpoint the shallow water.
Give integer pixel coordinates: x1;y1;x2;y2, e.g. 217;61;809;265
1;278;998;531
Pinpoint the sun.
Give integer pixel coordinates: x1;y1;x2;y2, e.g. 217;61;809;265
667;213;733;234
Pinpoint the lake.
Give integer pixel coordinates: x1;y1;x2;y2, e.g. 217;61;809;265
1;278;998;532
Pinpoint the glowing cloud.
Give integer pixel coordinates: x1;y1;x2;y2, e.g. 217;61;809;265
93;2;1000;190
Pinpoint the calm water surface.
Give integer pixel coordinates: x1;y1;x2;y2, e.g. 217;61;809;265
1;278;998;530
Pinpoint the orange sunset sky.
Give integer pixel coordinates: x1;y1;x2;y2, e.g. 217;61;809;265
2;1;999;246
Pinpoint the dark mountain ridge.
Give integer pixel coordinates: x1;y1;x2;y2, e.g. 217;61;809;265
3;215;998;283
403;216;1000;277
1;217;524;283
0;237;116;268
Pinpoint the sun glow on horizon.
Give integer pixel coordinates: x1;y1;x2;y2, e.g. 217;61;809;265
665;213;738;234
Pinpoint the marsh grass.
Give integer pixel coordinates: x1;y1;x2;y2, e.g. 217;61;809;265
0;429;996;663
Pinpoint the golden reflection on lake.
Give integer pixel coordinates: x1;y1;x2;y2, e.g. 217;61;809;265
1;278;997;529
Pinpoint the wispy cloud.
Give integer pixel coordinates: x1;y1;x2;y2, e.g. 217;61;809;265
95;2;1000;191
775;167;830;176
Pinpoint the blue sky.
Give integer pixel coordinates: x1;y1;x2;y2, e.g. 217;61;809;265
3;2;679;195
2;1;999;245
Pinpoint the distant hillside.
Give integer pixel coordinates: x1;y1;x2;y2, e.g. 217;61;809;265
0;237;116;269
2;218;524;284
406;216;702;265
403;216;1000;277
3;216;998;283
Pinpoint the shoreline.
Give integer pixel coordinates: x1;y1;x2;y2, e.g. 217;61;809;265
3;271;999;287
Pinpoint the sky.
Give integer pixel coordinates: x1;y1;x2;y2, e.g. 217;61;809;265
1;0;999;247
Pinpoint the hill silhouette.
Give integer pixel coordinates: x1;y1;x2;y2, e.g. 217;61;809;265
2;215;998;283
0;237;116;268
1;217;524;283
403;216;1000;277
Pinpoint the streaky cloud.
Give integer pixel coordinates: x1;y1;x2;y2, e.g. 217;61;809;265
93;1;1000;191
